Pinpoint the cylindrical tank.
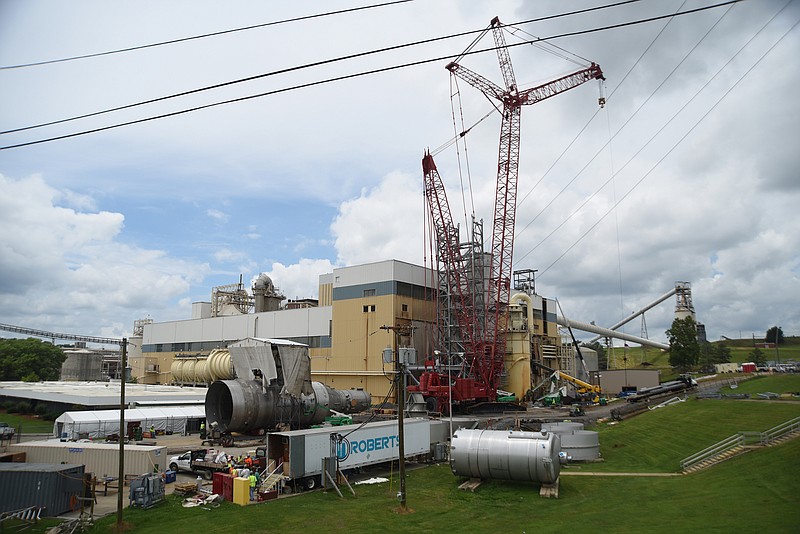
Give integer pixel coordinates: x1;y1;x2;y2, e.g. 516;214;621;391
560;430;600;461
195;358;209;383
541;421;584;433
205;379;372;433
450;429;561;484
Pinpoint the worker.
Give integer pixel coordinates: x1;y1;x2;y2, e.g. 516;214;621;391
244;454;253;468
149;424;155;437
200;421;206;439
249;472;257;501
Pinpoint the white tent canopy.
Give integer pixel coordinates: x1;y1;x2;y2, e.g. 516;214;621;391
54;406;206;440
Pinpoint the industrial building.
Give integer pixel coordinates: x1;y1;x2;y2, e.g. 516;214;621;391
128;259;568;403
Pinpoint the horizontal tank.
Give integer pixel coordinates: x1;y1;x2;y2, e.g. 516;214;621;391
450;429;561;485
205;379;371;432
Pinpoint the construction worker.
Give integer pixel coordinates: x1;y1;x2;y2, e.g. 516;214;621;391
244;454;253;468
249;472;257;501
149;424;155;437
200;421;206;439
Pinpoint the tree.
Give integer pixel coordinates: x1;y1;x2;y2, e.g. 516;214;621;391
666;316;700;372
765;326;784;345
0;338;66;381
749;347;767;367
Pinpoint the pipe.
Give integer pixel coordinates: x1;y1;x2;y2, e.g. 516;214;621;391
510;293;535;332
557;316;669;350
587;287;677;344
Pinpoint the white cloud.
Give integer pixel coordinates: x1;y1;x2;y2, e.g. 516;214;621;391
0;173;209;337
266;258;337;301
206;208;229;223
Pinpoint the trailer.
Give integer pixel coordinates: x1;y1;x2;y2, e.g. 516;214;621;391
259;418;431;491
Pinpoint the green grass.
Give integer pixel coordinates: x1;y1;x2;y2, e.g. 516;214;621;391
719;374;800;395
13;397;800;533
588;398;800;472
80;437;799;533
0;411;55;433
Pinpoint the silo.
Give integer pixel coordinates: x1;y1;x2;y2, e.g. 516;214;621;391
60;350;103;381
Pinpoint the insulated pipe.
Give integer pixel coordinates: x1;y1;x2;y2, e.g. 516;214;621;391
557;316;669;350
510;293;535;331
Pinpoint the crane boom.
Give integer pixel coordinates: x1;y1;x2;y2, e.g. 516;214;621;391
446;17;605;396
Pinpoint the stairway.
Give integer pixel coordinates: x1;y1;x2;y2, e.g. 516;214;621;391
260;473;284;493
681;445;751;474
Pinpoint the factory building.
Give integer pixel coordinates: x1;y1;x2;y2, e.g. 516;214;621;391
129;260;438;400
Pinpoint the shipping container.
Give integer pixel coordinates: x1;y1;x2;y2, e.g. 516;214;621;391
11;440;167;479
261;418;430;490
0;463;85;516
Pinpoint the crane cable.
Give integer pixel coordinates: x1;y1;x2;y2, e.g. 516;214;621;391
536;11;800;279
515;0;745;263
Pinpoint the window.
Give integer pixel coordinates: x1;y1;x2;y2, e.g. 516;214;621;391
371;305;376;312
402;304;408;312
363;305;369;313
363;289;376;297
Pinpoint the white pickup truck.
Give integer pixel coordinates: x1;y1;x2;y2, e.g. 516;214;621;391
0;422;15;440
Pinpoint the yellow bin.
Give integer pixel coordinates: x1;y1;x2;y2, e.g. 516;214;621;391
233;476;250;506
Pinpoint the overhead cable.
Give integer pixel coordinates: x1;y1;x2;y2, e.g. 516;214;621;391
0;0;741;151
0;0;414;70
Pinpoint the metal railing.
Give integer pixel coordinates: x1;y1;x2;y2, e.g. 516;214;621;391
681;433;745;471
680;416;800;471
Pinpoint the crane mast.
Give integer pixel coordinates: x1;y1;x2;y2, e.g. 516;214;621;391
415;17;604;411
446;17;604;398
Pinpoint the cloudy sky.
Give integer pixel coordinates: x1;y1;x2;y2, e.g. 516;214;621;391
1;0;798;347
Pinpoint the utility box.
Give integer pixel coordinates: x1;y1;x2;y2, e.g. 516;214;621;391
232;476;250;506
129;474;165;509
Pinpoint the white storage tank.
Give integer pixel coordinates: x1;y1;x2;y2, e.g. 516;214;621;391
450;429;561;485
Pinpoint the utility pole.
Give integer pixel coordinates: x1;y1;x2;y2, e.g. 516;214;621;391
380;324;412;511
117;338;127;530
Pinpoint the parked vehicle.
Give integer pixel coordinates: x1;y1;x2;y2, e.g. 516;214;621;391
0;423;15;440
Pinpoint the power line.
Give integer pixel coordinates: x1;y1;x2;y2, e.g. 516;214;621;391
0;0;741;151
0;0;414;70
1;0;645;137
536;12;799;279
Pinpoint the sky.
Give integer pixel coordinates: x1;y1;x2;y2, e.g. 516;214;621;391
1;0;798;348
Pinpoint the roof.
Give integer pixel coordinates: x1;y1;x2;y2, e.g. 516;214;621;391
0;381;207;408
56;406;205;425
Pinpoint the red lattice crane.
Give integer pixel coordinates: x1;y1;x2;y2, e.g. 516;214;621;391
413;17;604;411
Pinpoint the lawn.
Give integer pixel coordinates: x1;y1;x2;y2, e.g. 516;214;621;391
718;373;800;396
83;437;799;534
0;411;55;434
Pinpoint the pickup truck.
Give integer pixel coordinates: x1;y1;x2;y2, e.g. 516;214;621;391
0;423;15;440
168;448;267;480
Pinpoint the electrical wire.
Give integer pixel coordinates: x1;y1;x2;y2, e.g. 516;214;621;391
515;0;743;263
1;0;646;137
0;1;415;70
536;12;800;279
0;1;741;150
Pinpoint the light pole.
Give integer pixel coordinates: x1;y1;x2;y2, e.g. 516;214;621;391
775;326;780;367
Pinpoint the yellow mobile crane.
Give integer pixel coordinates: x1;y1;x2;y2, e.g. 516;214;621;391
555;371;603;405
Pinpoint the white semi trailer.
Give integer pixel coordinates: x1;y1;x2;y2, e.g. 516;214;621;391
259;418;431;491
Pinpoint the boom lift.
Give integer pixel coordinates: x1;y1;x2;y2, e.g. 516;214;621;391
410;17;604;413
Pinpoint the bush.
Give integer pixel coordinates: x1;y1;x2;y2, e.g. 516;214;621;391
15;401;31;415
35;404;48;417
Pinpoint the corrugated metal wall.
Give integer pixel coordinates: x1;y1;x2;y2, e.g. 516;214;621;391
0;463;85;516
10;441;167;478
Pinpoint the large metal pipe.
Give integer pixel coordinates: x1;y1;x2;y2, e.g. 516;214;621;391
450;429;561;485
587;287;677;344
557;316;669;350
205;379;371;433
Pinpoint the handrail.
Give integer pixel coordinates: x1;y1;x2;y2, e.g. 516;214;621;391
681;416;800;471
681;434;743;470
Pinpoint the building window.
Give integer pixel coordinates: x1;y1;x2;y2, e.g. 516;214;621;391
402;304;408;312
363;289;376;297
371;305;376;312
363;305;369;313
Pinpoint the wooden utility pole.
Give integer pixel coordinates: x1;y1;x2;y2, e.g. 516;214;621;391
380;324;412;511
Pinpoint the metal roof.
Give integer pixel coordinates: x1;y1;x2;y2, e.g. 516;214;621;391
0;381;206;407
